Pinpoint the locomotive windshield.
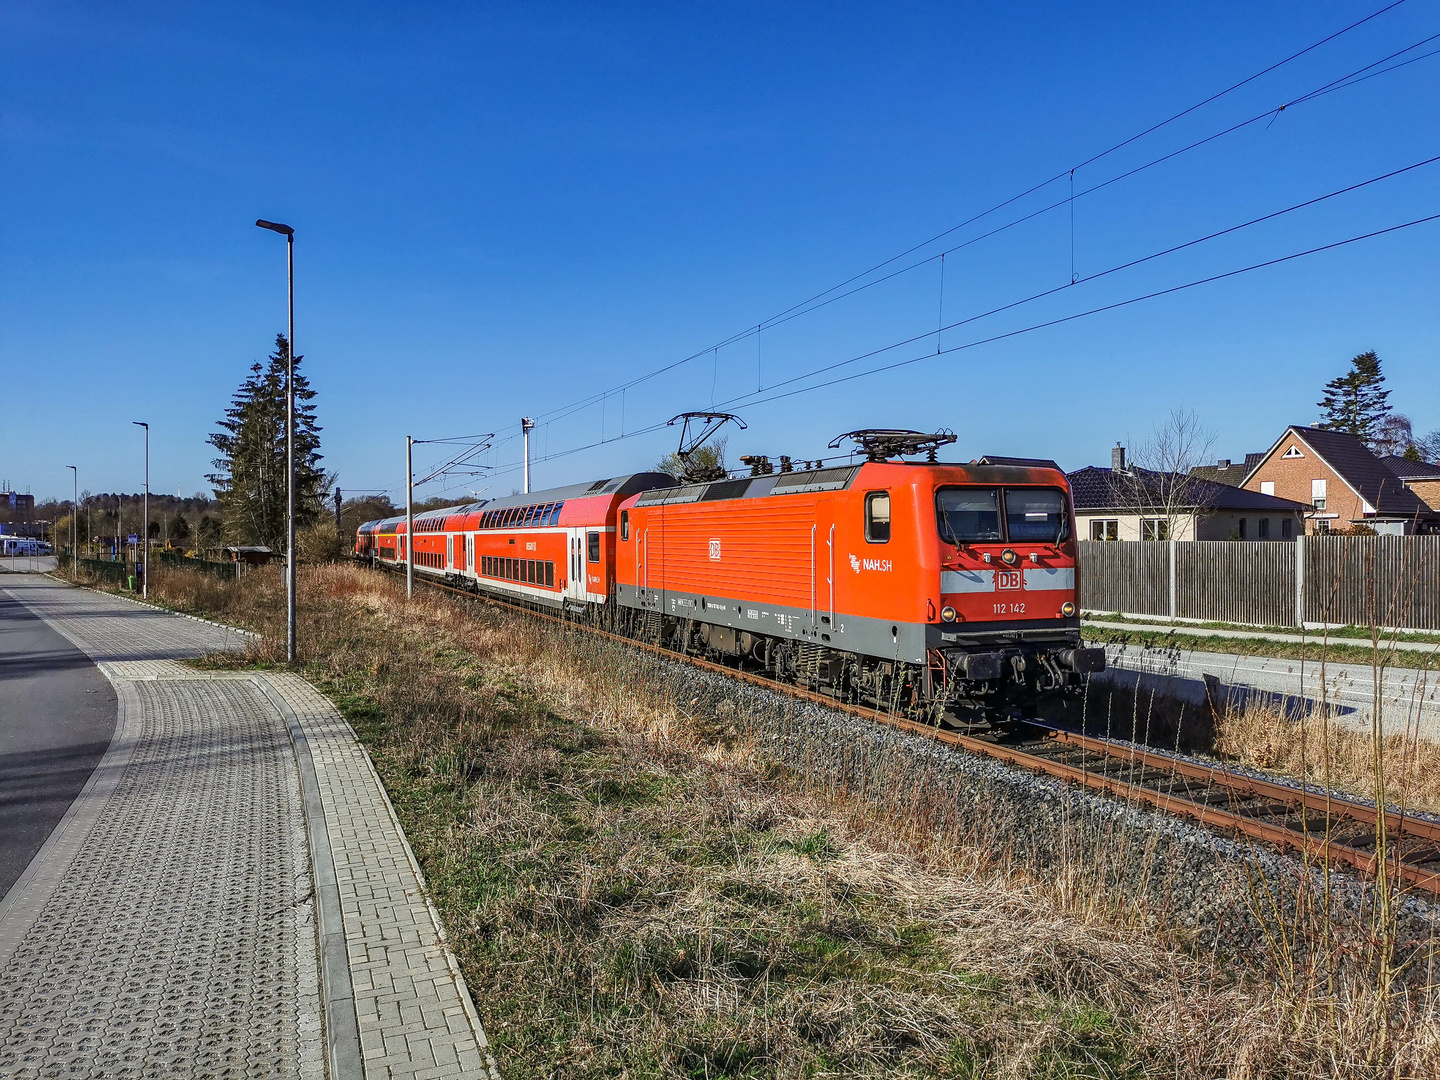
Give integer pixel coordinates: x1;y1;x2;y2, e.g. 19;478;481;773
1005;488;1067;543
936;486;1068;545
935;488;1001;544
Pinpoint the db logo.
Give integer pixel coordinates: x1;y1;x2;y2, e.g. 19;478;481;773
996;570;1022;591
709;539;722;560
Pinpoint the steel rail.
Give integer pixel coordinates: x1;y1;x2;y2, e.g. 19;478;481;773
364;560;1440;895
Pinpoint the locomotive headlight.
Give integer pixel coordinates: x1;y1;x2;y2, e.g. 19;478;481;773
940;605;956;623
1001;548;1018;565
1061;601;1076;617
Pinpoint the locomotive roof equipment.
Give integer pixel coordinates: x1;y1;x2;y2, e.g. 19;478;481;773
828;428;958;462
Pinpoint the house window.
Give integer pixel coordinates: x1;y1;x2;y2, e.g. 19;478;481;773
1282;519;1293;539
1089;519;1118;541
1283;446;1304;459
1142;518;1169;541
1260;481;1275;496
1238;518;1247;539
865;492;891;543
1311;478;1327;511
587;531;600;563
1258;518;1270;539
1315;519;1331;535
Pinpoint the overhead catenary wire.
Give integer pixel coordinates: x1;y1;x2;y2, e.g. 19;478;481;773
506;1;1418;436
720;153;1440;405
456;210;1440;489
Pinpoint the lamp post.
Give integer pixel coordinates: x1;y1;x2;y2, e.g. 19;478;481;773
405;435;414;599
255;218;297;663
521;417;534;494
131;422;148;599
66;465;77;575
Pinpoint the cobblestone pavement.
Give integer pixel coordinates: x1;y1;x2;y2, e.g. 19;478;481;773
0;575;499;1079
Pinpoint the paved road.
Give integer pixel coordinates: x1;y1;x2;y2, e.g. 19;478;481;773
0;555;57;575
1095;639;1440;740
0;588;116;895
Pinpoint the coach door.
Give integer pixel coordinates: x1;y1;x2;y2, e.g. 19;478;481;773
566;528;588;604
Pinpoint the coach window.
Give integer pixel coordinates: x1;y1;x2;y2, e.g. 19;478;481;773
587;531;600;563
864;492;890;543
620;510;629;541
545;561;555;587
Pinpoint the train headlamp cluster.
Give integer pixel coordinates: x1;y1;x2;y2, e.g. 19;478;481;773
1061;602;1076;617
940;605;957;623
1001;548;1018;565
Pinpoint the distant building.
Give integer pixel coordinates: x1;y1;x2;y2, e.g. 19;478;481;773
1;490;35;515
1379;455;1440;513
1069;447;1307;541
1189;452;1265;488
1242;426;1438;535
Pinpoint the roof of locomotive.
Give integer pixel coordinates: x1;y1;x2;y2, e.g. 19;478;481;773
629;458;1069;508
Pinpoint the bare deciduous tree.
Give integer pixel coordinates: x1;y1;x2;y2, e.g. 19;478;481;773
1113;408;1217;540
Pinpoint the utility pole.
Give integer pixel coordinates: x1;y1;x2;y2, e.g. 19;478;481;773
335;488;343;551
522;417;535;494
67;465;77;575
132;422;148;599
405;436;414;598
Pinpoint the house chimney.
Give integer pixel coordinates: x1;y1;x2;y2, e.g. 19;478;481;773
1112;444;1126;472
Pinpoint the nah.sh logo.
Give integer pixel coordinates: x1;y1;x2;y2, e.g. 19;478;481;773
996;570;1022;591
848;554;860;573
709;539;721;560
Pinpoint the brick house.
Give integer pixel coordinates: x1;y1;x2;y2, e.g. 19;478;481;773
1381;455;1440;513
1241;426;1437;535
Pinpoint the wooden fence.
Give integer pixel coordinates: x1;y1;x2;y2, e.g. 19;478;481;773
1078;536;1440;630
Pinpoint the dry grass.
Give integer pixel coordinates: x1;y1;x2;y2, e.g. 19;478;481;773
65;561;1440;1077
1213;696;1440;815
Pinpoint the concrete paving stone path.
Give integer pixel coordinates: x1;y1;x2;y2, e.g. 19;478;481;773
0;574;500;1079
1084;617;1440;656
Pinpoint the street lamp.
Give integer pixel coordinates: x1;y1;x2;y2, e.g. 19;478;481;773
256;217;297;663
132;422;148;599
66;465;77;576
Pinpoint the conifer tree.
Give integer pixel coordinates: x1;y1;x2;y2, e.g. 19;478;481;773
1316;350;1391;444
208;335;329;551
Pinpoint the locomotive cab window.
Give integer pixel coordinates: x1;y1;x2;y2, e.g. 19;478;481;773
1005;488;1068;544
620;510;629;541
587;531;600;563
935;488;1001;545
864;492;890;543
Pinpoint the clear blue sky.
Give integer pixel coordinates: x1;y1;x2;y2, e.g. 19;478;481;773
3;1;1437;503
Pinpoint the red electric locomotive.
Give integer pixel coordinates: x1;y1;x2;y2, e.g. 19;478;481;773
355;426;1101;725
612;429;1102;724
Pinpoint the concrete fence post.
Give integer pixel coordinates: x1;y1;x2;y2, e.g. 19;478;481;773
1168;538;1177;621
1295;536;1305;628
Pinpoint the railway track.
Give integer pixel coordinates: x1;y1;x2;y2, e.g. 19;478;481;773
374;562;1440;897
